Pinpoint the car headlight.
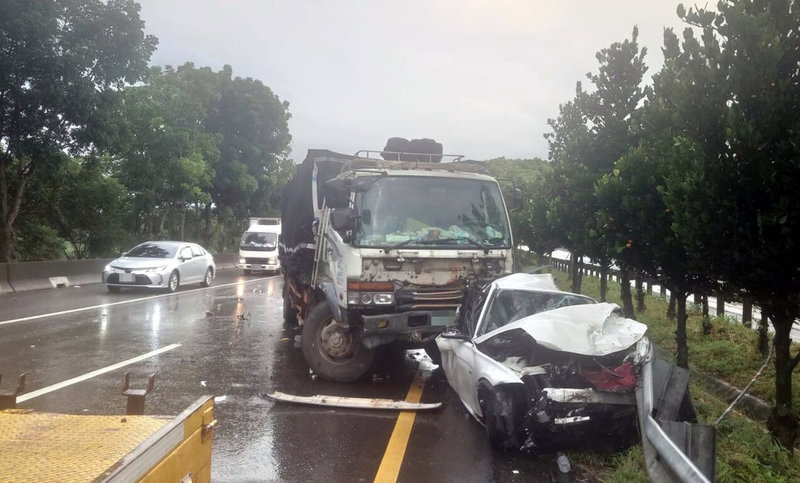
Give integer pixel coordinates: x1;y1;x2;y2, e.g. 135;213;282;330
145;265;168;272
239;258;245;264
104;264;112;272
632;336;651;365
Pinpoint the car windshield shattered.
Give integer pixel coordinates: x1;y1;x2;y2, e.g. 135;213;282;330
240;232;277;251
352;176;511;248
480;288;596;335
125;243;177;258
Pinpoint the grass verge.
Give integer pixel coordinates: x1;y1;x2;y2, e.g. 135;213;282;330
549;270;800;482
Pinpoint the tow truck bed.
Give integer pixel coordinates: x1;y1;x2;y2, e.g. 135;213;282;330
0;396;215;482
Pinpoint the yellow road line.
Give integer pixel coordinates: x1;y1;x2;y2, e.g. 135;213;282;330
373;370;425;483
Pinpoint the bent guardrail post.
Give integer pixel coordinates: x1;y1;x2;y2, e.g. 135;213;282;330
638;347;714;483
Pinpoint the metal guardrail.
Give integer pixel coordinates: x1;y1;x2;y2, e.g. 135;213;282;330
639;348;711;483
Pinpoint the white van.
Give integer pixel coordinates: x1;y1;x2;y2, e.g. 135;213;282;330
239;218;281;274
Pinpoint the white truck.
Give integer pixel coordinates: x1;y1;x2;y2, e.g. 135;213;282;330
279;143;515;382
238;217;281;274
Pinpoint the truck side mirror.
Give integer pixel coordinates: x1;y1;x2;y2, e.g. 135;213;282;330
330;207;358;232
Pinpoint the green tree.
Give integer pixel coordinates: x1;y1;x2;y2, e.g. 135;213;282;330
0;0;156;261
666;0;800;447
112;64;218;240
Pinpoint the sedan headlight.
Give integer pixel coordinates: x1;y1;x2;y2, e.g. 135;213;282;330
144;265;168;272
103;264;112;272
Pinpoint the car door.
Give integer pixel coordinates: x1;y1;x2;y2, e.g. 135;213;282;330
190;244;209;278
178;245;199;283
437;285;496;418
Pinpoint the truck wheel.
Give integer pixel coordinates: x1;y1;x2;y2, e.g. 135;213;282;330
244;269;252;275
282;283;298;329
302;302;374;382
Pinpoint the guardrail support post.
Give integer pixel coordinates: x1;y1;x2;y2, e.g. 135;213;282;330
716;294;724;316
122;372;156;415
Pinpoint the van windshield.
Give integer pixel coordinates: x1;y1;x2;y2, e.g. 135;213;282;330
240;232;278;251
353;176;511;248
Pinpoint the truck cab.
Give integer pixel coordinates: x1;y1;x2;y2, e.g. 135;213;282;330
280;148;514;382
239;217;281;274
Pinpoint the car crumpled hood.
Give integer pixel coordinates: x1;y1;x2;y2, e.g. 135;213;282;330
489;302;647;356
110;257;174;269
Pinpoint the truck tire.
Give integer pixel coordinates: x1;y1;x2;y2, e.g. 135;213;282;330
301;302;374;382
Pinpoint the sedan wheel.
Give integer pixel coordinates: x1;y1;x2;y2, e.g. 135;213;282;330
201;267;213;287
167;271;179;293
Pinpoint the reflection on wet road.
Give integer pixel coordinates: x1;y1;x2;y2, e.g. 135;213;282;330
0;271;574;482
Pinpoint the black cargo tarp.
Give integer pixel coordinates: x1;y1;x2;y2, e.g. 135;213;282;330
279;149;353;281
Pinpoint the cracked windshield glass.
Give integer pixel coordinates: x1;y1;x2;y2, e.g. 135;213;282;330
354;176;510;248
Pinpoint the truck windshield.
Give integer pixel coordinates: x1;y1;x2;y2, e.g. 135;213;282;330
241;232;277;251
353;176;511;248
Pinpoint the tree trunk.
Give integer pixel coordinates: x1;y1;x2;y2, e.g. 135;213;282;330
570;254;583;293
758;309;770;358
701;293;712;335
742;294;753;328
203;203;213;246
667;293;677;320
599;263;608;302
620;270;634;318
635;277;645;313
180;208;186;241
0;224;11;263
675;290;689;369
767;302;799;449
0;160;27;263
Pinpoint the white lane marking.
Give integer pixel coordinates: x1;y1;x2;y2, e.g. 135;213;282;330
0;274;282;327
17;343;182;403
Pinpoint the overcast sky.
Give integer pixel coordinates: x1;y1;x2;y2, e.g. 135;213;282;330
137;0;689;162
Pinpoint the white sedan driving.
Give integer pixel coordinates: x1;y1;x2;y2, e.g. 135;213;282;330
102;241;216;293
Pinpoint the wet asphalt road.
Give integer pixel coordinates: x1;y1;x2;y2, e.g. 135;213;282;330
0;269;587;482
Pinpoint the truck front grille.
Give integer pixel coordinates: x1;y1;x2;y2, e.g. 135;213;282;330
396;286;463;310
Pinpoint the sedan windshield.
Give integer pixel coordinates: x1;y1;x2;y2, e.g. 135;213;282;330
353;176;511;248
126;243;177;259
481;289;595;335
241;232;277;251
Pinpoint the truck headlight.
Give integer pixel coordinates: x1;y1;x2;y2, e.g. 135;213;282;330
347;292;395;306
373;293;394;304
239;258;246;264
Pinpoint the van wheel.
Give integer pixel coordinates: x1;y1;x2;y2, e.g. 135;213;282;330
301;302;374;382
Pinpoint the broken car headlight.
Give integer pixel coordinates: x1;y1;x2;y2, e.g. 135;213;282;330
631;336;651;366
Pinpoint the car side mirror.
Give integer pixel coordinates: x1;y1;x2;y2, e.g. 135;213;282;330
120;251;127;257
330;207;358;232
439;330;471;341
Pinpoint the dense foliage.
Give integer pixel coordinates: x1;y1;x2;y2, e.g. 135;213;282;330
532;0;800;448
0;1;292;261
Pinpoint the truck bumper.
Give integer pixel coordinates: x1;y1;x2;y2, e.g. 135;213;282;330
361;309;455;349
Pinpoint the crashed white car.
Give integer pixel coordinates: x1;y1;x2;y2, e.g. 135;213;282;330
436;273;650;451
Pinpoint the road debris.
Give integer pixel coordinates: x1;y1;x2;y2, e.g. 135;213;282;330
266;391;442;411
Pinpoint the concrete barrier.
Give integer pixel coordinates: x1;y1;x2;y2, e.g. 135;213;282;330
213;253;239;270
7;258;113;293
0;253;242;294
0;263;11;295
